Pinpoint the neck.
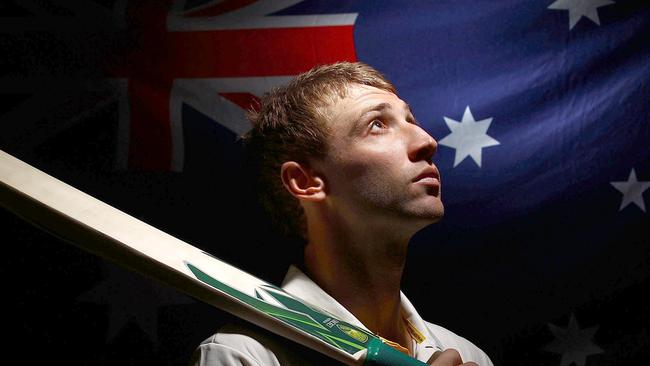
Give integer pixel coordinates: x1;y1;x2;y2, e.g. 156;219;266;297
303;211;414;350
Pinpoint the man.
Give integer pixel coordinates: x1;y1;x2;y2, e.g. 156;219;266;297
189;62;493;366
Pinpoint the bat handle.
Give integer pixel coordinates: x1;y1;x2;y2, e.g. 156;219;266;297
364;338;429;366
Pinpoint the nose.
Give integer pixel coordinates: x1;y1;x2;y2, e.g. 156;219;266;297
408;125;438;164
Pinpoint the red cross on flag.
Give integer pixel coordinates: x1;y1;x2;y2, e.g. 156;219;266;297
106;0;358;171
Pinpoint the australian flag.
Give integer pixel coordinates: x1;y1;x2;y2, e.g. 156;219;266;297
2;1;649;365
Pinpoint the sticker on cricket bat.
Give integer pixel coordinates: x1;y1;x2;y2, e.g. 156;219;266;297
185;259;375;355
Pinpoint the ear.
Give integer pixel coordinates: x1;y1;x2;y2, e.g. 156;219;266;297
280;161;326;202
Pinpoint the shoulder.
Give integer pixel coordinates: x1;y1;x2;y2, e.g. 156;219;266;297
188;321;345;366
423;321;494;366
188;323;280;366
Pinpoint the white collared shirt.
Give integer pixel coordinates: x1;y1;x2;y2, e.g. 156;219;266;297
188;265;494;366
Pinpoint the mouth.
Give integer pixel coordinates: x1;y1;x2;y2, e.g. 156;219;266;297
413;167;441;195
413;168;440;183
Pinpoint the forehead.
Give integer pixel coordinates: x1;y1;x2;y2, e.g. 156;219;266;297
325;84;407;127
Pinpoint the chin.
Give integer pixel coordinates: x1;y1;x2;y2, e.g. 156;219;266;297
410;210;444;232
434;203;445;219
425;211;444;224
425;198;444;218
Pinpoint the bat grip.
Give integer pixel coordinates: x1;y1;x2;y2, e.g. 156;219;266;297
364;338;429;366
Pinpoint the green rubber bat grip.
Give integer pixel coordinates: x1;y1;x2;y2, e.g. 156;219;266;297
364;338;429;366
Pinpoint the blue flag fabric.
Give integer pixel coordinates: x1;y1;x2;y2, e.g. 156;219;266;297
2;1;649;365
282;0;650;226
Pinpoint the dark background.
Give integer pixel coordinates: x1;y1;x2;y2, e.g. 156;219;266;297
2;1;649;365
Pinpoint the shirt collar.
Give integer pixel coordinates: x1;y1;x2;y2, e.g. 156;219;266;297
280;264;443;361
281;264;366;330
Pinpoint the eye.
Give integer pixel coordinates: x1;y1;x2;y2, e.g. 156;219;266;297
369;119;387;132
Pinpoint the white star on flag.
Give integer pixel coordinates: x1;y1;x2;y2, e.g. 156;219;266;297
438;106;500;168
544;313;604;366
548;0;615;30
77;264;194;343
610;168;650;212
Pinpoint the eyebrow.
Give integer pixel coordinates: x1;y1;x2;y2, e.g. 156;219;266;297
350;102;419;136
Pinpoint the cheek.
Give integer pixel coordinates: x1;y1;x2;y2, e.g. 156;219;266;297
330;152;403;198
331;144;391;179
325;136;409;192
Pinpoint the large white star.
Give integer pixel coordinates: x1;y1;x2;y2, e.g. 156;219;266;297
548;0;615;30
544;313;604;366
437;106;500;168
610;168;650;212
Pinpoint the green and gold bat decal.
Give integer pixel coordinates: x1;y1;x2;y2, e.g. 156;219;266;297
185;261;373;355
185;262;430;365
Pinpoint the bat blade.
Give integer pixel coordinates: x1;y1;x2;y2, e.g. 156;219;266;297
0;150;428;366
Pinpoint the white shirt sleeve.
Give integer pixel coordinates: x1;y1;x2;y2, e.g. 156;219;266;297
187;322;345;366
189;341;263;366
188;331;282;366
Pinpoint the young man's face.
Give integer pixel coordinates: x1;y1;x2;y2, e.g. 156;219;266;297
312;83;443;232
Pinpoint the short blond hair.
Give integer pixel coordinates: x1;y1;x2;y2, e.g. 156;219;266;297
238;62;396;244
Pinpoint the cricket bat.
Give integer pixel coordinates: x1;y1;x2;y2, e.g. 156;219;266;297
0;149;429;366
